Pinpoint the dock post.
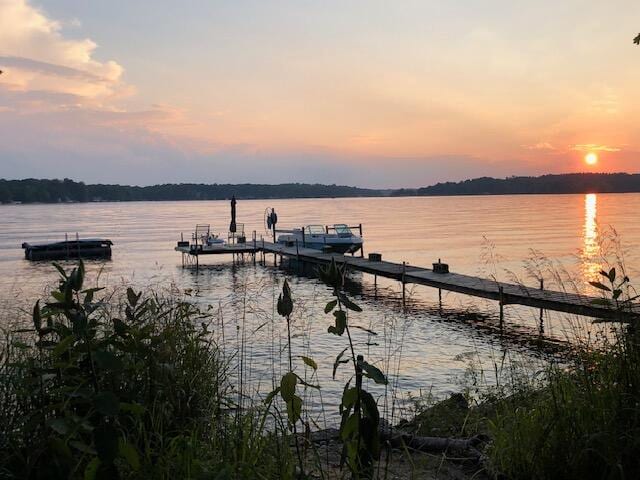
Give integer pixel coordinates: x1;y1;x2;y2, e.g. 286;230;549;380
402;261;406;309
196;253;199;271
539;279;545;334
498;286;504;327
253;231;257;265
359;224;364;258
302;227;306;247
296;239;300;260
374;274;378;299
438;288;442;311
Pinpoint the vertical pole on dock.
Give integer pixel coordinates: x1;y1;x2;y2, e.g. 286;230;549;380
539;279;545;334
359;224;364;258
438;288;442;311
253;231;257;265
296;239;300;260
374;274;378;299
402;261;407;309
302;227;306;247
498;286;504;327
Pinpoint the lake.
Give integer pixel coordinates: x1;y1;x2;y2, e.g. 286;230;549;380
1;193;639;423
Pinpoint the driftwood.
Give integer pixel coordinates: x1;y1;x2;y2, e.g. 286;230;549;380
381;431;488;461
304;423;488;462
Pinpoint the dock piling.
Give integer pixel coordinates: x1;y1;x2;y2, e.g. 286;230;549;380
539;279;545;334
499;286;504;327
402;261;407;309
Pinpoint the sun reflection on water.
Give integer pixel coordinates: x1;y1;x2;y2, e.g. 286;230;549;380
582;193;600;282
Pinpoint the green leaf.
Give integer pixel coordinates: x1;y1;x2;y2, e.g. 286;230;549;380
360;390;380;424
589;281;611;292
280;372;297;402
52;334;76;358
48;417;71;435
300;355;317;370
338;293;362;312
286;395;303;424
113;318;128;337
340;413;359;440
608;267;616;283
277;279;294;317
94;423;119;463
33;300;42;332
84;457;101;480
294;373;320;390
94;350;123;371
120;402;145;416
361;361;388;385
264;387;281;405
52;263;68;280
118;439;140;471
126;287;140;307
341;387;358;409
70;440;96;455
94;391;120;416
50;437;72;463
324;299;337;313
328;310;346;336
351;325;378;335
333;347;351;379
613;289;623;300
70;262;85;292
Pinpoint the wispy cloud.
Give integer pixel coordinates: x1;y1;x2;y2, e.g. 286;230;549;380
571;144;621;153
522;142;556;151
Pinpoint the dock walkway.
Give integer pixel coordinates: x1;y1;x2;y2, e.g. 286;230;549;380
176;240;639;321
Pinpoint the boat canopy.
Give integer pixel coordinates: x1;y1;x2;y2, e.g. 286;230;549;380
333;224;352;236
306;225;326;235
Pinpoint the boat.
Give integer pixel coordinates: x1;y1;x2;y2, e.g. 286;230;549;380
22;238;113;261
276;224;363;254
175;224;226;253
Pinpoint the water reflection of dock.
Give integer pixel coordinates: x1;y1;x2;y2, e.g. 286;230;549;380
176;237;640;323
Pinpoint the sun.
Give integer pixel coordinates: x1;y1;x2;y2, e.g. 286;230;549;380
585;152;598;166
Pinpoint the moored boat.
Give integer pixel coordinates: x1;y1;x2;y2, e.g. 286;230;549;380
276;224;363;254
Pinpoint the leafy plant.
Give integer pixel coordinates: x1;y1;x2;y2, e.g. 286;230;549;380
319;259;388;479
0;261;295;479
267;279;320;478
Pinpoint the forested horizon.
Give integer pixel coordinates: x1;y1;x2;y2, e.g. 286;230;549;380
1;172;639;204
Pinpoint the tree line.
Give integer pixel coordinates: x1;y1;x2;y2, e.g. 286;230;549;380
391;173;640;197
1;173;639;204
0;178;382;203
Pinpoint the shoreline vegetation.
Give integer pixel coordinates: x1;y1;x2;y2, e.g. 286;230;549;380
1;259;639;479
1;172;640;204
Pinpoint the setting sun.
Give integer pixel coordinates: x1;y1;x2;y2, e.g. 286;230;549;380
585;152;598;166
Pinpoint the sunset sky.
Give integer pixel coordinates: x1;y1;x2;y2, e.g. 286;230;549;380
1;0;639;187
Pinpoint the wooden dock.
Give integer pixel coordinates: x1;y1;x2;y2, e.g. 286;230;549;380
176;239;640;322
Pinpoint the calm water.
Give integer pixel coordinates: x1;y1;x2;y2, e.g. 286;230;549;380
1;194;639;422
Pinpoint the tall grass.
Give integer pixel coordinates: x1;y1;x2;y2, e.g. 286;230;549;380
0;262;295;479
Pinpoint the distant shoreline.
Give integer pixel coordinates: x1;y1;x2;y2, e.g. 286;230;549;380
1;172;638;204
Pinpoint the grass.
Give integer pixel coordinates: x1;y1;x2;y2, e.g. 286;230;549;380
0;262;295;479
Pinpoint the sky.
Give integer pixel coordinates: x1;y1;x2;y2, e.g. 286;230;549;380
0;0;639;188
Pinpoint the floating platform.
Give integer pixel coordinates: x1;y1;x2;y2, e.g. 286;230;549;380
22;238;113;261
